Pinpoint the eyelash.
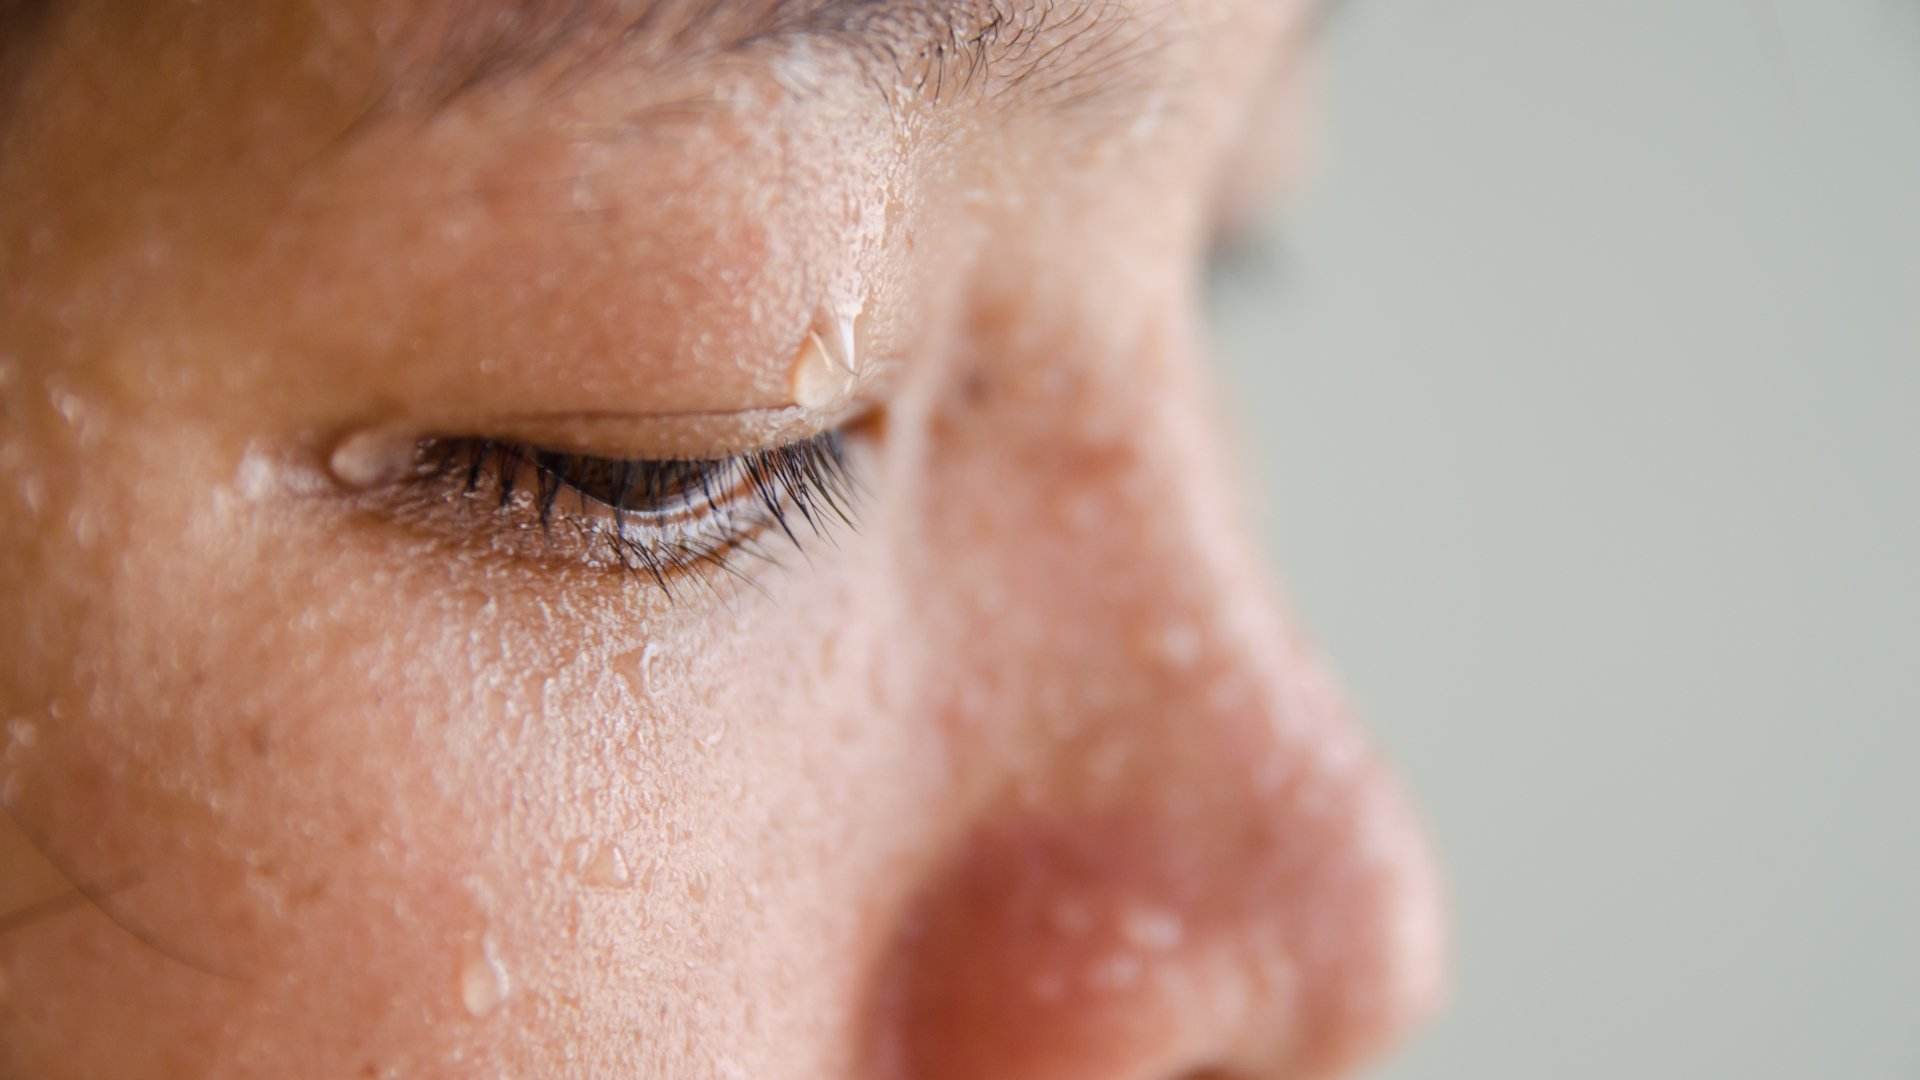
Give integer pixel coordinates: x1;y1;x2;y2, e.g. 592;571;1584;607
410;431;858;593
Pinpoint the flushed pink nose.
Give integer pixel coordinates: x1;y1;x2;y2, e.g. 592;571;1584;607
863;660;1445;1080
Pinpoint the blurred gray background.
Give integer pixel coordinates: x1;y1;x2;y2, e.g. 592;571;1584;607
1209;2;1920;1077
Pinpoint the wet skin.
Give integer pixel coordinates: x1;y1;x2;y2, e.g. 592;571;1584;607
0;2;1442;1077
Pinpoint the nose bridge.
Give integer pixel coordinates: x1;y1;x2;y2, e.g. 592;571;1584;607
922;291;1333;793
873;297;1443;1078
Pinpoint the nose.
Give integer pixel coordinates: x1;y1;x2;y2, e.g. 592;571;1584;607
864;289;1444;1078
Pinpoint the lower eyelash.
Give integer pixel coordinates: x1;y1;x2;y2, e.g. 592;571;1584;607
412;431;857;594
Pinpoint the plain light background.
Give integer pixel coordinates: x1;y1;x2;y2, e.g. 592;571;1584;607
1208;2;1920;1078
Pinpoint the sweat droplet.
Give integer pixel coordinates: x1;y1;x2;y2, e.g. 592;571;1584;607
1087;952;1143;991
635;642;664;698
328;430;418;490
789;333;853;409
1153;621;1203;671
789;314;859;409
459;935;512;1017
614;642;666;713
573;840;634;889
1048;897;1095;937
821;312;859;377
1119;904;1185;951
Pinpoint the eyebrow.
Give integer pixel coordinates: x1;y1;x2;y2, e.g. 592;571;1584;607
383;0;1163;121
393;0;770;105
398;0;1005;109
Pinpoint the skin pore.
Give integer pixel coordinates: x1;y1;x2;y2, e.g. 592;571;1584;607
0;2;1442;1078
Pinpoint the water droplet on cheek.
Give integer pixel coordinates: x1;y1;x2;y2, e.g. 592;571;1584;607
570;839;635;889
51;389;84;428
638;642;664;696
459;935;512;1017
13;474;46;520
618;641;666;705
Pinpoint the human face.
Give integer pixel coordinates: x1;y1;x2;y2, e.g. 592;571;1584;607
0;2;1441;1077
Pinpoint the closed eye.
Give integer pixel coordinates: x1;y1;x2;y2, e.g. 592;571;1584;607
405;430;859;594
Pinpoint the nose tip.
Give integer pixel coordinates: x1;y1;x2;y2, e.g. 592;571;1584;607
1276;758;1447;1076
861;755;1444;1080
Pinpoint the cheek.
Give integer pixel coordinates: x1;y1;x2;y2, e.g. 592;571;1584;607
0;492;934;1077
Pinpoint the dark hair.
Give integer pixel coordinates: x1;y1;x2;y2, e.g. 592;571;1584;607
0;1;52;135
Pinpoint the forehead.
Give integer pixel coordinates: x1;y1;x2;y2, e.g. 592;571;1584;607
20;0;1198;138
324;0;860;104
3;0;1273;419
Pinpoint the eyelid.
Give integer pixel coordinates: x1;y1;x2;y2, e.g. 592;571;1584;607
387;429;862;590
436;405;849;459
325;399;869;493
